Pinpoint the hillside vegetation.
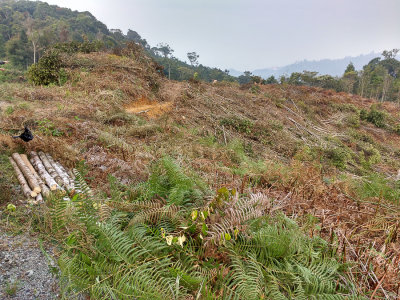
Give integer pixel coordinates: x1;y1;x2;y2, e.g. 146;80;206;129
0;0;235;83
1;45;400;299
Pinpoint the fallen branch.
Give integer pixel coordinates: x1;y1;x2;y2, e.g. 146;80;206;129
9;157;37;198
12;153;41;194
136;109;150;114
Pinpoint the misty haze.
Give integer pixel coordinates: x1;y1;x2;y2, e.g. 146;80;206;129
0;0;399;299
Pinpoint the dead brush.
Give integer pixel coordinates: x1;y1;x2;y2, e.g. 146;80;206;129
251;158;400;297
97;130;134;155
16;86;63;102
110;123;160;138
95;110;142;126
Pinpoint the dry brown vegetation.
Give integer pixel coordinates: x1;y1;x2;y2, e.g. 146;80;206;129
1;50;400;297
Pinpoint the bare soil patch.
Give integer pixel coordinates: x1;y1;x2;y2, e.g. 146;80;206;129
125;96;173;118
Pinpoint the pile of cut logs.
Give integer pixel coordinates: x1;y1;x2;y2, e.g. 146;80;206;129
9;151;74;204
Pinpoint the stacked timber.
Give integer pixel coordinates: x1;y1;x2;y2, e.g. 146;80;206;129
9;151;74;204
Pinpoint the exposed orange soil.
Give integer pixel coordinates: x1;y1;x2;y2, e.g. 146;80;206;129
125;96;173;118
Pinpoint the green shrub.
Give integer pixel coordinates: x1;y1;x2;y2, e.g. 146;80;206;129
324;147;351;170
250;85;260;94
360;145;381;168
359;109;368;121
393;123;400;135
366;108;386;128
134;157;208;206
220;116;253;134
335;103;359;113
346;113;360;128
360;106;386;128
52;40;103;54
27;51;63;86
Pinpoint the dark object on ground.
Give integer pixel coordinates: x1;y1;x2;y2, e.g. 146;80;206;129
13;127;34;142
0;60;9;65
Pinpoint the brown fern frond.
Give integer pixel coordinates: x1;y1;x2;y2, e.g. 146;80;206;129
108;200;163;212
127;205;182;226
99;204;112;222
206;193;270;245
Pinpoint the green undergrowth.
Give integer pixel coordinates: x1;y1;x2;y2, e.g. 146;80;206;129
32;158;364;299
0;153;18;205
353;173;400;204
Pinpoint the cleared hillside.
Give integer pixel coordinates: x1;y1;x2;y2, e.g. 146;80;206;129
1;49;399;298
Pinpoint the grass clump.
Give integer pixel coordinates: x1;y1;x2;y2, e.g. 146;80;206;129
37;119;64;136
354;173;400;204
4;280;19;296
0;153;17;205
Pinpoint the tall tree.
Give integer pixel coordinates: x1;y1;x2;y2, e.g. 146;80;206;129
6;30;31;68
343;62;358;93
187;51;199;67
155;43;174;79
24;15;39;63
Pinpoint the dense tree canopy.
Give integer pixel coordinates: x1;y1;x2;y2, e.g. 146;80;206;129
0;0;237;82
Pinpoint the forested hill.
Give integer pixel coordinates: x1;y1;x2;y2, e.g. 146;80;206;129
0;0;235;82
0;0;147;66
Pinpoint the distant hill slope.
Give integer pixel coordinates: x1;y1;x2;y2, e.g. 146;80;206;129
230;52;383;78
0;0;234;82
0;0;149;61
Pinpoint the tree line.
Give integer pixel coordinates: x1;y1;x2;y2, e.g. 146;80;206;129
238;49;400;103
1;0;398;101
0;0;235;82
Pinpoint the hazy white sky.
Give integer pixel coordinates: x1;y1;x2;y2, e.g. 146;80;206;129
43;0;400;71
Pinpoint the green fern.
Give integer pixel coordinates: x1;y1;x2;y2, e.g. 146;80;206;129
38;159;365;300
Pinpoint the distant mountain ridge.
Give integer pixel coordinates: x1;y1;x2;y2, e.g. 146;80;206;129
230;52;383;78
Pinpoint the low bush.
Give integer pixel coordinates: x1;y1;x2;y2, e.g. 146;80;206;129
27;50;63;86
220;116;253;134
324;147;352;170
360;107;386;128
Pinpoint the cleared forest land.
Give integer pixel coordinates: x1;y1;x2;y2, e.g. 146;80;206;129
0;48;399;298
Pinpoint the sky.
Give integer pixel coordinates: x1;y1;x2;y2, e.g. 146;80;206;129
43;0;400;71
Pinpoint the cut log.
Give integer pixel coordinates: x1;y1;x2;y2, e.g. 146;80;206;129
30;151;58;191
38;151;64;186
36;193;43;203
20;154;50;197
11;153;41;194
45;154;73;189
9;157;37;198
55;161;74;188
